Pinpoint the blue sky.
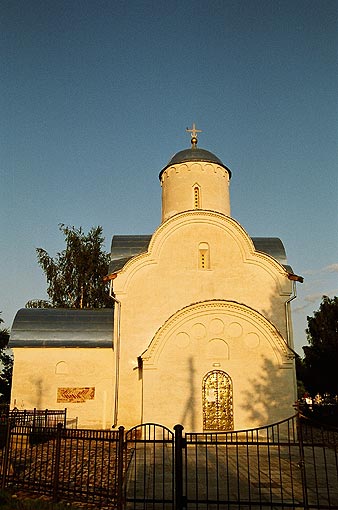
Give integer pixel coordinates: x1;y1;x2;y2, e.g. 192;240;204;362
1;0;337;354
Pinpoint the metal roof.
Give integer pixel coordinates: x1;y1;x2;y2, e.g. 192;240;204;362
10;238;293;349
10;308;114;348
108;235;152;274
251;237;288;266
159;146;232;180
110;235;152;258
108;235;292;274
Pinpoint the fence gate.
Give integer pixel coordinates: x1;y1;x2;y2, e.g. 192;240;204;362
184;417;305;509
123;417;338;510
124;423;175;509
300;417;338;509
182;415;338;509
2;414;337;508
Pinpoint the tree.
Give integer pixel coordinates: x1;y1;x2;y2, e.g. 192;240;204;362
25;299;53;309
36;224;111;309
301;296;338;396
0;312;13;404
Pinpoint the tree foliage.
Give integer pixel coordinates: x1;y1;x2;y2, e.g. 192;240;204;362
301;295;338;396
0;314;9;349
36;224;111;309
0;312;13;404
25;299;53;309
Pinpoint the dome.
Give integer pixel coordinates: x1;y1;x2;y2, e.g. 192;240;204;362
159;146;231;180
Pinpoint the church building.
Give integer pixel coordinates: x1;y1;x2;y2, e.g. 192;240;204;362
10;126;303;431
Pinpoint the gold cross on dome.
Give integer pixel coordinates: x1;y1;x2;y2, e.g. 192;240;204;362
186;123;202;145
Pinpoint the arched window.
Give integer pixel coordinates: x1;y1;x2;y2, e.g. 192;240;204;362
193;185;201;209
202;370;234;430
199;242;210;269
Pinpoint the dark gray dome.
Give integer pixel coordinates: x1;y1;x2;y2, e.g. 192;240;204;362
159;146;231;179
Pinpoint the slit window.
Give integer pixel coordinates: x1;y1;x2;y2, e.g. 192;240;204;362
199;242;210;269
194;186;200;209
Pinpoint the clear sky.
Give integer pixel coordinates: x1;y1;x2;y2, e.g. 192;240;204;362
1;0;337;354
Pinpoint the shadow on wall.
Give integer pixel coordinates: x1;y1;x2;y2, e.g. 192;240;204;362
180;357;196;431
34;377;43;410
240;355;296;427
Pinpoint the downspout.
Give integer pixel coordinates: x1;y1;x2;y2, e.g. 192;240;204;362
285;280;297;347
285;272;304;347
285;273;304;403
109;279;121;428
285;278;298;405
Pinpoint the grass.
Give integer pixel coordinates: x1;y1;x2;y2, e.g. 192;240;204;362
0;491;75;509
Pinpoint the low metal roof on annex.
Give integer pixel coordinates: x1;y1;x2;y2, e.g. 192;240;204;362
108;235;293;274
10;308;114;347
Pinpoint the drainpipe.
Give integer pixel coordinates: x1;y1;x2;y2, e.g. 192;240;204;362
109;279;121;428
286;273;303;348
285;280;296;348
285;277;299;406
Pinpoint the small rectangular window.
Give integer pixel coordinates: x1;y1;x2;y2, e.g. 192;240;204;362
194;186;200;208
199;242;210;269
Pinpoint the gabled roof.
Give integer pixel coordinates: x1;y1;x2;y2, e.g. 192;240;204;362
108;234;293;275
10;308;114;347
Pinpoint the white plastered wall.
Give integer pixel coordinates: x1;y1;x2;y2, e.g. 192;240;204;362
161;161;231;222
112;210;296;430
141;300;296;431
11;347;115;429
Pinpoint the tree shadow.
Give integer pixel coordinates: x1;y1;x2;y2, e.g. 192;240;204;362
180;357;196;431
32;377;43;410
240;355;296;426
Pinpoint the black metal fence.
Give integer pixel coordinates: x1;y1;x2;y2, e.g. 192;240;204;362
0;406;69;428
1;423;124;508
124;423;175;509
0;413;338;509
183;416;338;509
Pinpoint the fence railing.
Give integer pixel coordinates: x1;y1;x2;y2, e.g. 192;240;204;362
0;413;338;509
1;423;124;508
0;407;68;428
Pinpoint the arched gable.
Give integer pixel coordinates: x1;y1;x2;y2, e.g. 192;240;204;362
113;211;291;296
141;300;295;368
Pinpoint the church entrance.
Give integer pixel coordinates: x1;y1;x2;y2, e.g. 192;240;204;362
202;370;234;431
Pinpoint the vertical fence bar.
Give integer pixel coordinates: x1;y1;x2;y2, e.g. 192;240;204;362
1;418;12;490
297;411;309;510
52;422;63;502
174;424;184;510
117;426;125;510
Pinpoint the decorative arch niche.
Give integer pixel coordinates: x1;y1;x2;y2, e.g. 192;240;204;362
142;300;293;368
55;361;69;375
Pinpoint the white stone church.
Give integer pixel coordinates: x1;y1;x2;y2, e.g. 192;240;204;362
10;127;303;431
